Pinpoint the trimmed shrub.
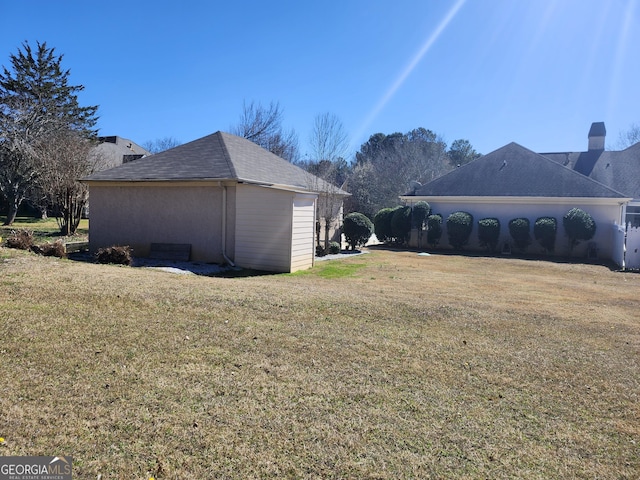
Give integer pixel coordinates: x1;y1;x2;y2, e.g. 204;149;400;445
508;218;531;252
373;208;395;244
426;214;443;248
534;217;557;253
412;201;431;229
328;241;340;254
446;211;474;250
96;245;133;265
343;212;373;250
6;229;34;250
563;207;596;252
316;245;327;257
477;218;501;252
391;205;412;245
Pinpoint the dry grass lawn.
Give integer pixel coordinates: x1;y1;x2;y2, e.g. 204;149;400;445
0;247;638;479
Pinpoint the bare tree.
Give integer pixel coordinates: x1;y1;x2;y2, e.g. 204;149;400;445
615;123;640;149
35;130;101;235
143;136;181;154
309;112;349;164
0;95;47;223
306;113;350;250
230;100;299;162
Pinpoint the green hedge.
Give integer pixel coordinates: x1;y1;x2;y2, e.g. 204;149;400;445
391;206;412;245
373;208;395;244
426;214;443;248
534;217;557;253
412;201;431;229
446;211;473;250
477;218;500;252
563;208;596;252
343;212;374;250
508;218;531;252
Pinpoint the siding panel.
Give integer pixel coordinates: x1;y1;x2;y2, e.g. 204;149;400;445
290;195;316;272
235;185;294;272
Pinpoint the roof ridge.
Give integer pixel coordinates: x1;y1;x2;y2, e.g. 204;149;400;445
216;132;237;178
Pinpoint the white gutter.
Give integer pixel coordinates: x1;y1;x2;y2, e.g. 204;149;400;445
221;186;235;267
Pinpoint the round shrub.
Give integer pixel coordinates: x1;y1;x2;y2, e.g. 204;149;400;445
391;205;412;245
343;212;373;250
446;211;474;250
563;207;596;252
412;201;431;229
328;241;340;254
426;214;443;248
373;208;395;244
477;218;501;252
508;218;531;252
534;216;557;253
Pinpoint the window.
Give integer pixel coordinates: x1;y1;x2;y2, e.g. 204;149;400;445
626;205;640;228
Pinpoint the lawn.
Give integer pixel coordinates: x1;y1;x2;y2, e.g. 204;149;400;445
0;216;89;243
0;247;638;479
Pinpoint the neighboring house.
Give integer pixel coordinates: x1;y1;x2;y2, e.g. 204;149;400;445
83;131;349;273
400;142;631;262
82;136;151;217
91;136;151;170
540;122;640;228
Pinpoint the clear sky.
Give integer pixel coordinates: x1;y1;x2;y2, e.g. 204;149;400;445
2;0;638;160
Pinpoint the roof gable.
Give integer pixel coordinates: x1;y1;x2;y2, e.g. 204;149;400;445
411;142;625;198
84;131;347;195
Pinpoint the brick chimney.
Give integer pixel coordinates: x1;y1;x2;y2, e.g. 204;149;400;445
588;122;606;151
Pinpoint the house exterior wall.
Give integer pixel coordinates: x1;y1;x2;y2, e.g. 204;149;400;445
88;182;226;262
291;194;317;272
234;184;297;272
404;196;625;259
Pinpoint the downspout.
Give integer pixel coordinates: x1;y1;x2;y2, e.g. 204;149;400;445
221;185;235;267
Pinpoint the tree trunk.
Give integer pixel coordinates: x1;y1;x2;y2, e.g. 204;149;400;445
324;217;331;250
3;195;20;225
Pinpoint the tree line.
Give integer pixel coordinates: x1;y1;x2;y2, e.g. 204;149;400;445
0;41;99;233
0;41;492;238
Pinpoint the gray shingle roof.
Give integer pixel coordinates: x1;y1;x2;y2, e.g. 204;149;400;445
84;131;348;195
409;142;626;198
542;143;640;199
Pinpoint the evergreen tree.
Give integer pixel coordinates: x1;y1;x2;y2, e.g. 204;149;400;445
0;41;98;225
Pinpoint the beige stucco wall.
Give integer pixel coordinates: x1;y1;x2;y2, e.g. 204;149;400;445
88;182;233;263
403;196;626;259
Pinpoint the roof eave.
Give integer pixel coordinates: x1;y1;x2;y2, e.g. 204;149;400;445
399;195;632;205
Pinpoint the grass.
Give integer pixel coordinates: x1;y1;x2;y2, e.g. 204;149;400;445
0;216;88;243
0;248;638;478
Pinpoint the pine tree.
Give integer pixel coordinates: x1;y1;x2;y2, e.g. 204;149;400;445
0;41;98;225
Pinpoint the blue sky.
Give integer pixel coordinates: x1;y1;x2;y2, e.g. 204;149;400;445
2;0;639;159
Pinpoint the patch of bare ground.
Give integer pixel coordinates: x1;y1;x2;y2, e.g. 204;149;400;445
0;248;638;478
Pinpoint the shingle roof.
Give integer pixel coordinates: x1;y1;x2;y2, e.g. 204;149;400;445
409;142;626;198
542;143;640;199
84;131;348;195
